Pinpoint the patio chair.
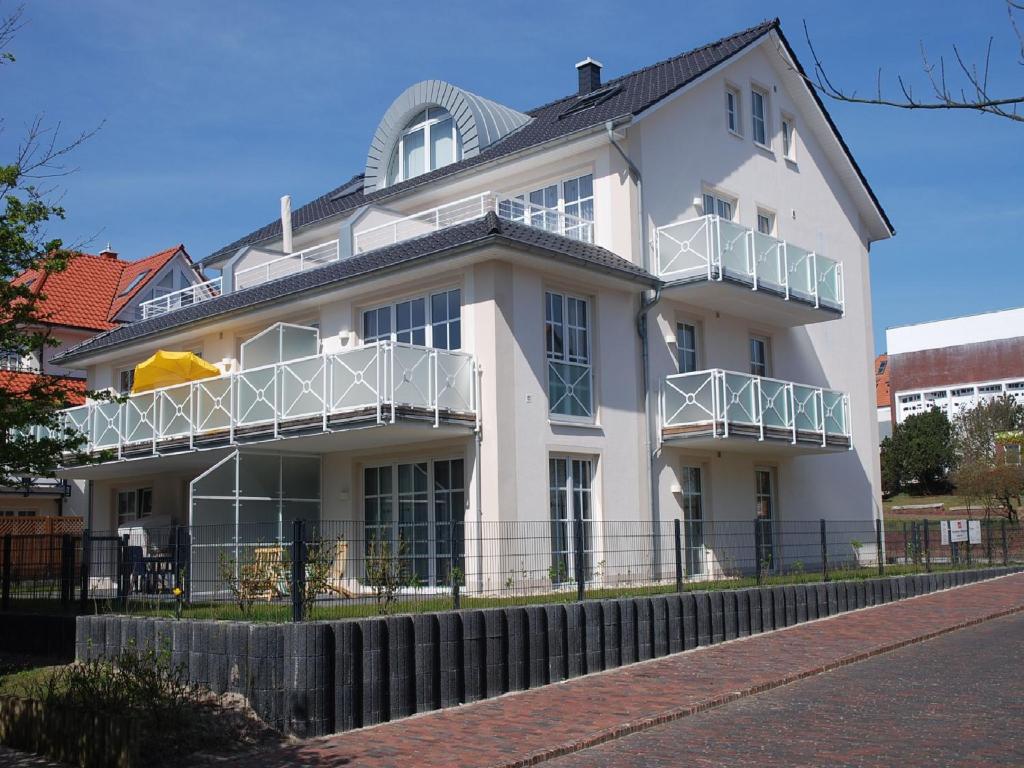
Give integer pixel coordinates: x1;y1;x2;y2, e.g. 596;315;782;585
324;539;356;599
240;546;286;602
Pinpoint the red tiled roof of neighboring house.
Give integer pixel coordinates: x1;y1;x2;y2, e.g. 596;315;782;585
0;371;86;405
14;245;188;332
875;354;890;408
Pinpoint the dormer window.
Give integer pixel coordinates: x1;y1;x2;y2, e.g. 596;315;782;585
386;107;463;186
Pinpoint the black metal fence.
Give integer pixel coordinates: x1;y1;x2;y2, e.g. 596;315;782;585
1;516;1021;621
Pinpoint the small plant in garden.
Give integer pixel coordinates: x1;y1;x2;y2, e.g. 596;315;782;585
299;537;340;620
791;559;805;575
364;537;415;614
547;559;567;585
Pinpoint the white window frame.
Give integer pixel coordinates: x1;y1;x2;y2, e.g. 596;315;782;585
501;173;595;235
781;113;796;161
545;290;594;421
361;287;462;350
117;487;153;526
548;455;597;585
754;466;777;569
725;85;742;137
118;368;136;395
749;334;771;377
362;456;466;587
676;321;700;374
387;107;463;186
679;463;706;577
756;208;776;236
702;189;737;221
751;85;770;149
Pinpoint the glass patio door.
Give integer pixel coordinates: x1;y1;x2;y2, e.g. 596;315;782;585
755;468;776;572
549;457;594;585
680;466;704;576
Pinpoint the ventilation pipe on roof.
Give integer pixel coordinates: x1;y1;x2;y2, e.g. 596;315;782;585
280;195;293;254
99;244;118;260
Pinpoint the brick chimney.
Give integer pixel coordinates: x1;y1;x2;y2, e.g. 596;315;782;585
99;244;118;260
576;57;603;96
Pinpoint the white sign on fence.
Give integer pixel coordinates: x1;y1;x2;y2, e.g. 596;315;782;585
968;520;982;545
940;520;970;545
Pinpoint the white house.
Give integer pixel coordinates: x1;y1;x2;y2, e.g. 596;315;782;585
49;19;892;589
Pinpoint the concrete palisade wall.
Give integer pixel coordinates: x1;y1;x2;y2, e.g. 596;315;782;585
74;568;1022;737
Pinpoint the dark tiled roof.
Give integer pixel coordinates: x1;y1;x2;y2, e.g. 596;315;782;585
55;213;657;363
204;20;781;265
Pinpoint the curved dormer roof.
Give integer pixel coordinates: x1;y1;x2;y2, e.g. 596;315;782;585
363;79;531;194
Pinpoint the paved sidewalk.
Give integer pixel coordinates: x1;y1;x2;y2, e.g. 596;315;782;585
544;611;1024;767
228;574;1024;768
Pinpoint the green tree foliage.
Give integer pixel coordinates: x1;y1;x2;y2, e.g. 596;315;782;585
884;408;954;495
0;4;103;483
952;395;1024;465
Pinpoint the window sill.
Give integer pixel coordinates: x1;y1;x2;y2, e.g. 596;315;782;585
753;142;774;156
784;157;798;169
548;419;603;432
727;129;744;140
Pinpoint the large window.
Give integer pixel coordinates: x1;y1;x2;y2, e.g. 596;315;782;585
549;457;594;585
749;335;770;377
677;322;699;374
386;108;462;186
680;466;704;576
751;87;768;147
362;288;461;349
117;487;152;526
702;192;734;220
755;468;776;570
545;291;592;418
499;174;595;242
363;458;464;586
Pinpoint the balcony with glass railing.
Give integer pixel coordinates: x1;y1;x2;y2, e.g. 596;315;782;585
655;215;844;324
233;239;341;291
41;342;478;463
662;369;851;452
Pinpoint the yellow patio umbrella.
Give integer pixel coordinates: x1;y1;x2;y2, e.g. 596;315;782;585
131;350;221;394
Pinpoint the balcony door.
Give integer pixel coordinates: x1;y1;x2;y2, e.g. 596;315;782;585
680;465;704;576
548;457;594;584
755;467;776;571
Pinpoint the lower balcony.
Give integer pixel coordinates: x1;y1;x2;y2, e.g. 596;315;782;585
50;342;478;469
662;369;851;453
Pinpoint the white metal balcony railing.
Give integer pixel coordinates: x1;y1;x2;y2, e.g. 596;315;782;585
352;191;594;254
234;239;341;291
655;215;845;313
138;277;223;320
36;342;478;460
662;369;851;448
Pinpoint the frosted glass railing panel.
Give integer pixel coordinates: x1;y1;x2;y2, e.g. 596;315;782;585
547;360;592;418
759;379;791;430
329;346;381;410
822;390;847;435
655;217;714;279
792;384;821;433
435;350;476;413
92;402;122;449
716;219;752;279
124;394;156;443
235;368;276;426
720;372;759;425
752;231;785;291
278;356;326;420
157;384;193;439
663;371;717;426
786;244;816;299
194;378;232;433
390;344;433;408
65;407;91;436
817;255;842;306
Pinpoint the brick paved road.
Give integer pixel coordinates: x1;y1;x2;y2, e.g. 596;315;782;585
227;574;1024;768
547;611;1024;767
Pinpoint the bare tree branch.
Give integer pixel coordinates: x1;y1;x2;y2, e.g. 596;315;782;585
0;2;24;64
790;4;1024;124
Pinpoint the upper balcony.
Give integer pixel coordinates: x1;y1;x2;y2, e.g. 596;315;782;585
138;277;223;320
662;368;851;454
655;215;844;326
42;341;478;471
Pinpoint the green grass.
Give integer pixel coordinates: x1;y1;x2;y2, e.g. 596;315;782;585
87;561;1006;623
0;663;62;698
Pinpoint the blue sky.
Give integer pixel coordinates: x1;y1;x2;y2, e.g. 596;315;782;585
2;1;1022;352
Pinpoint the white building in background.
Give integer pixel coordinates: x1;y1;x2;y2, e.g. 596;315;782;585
48;19;892;587
885;307;1024;426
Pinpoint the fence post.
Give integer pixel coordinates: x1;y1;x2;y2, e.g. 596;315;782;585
573;514;585;602
902;522;908;564
820;519;828;581
60;534;73;607
1;536;10;614
674;519;683;591
875;518;883;576
79;530;90;613
986;519;993;566
291;518;306;622
117;534;129;610
450;517;460;610
922;519;931;572
754;518;763;586
1002;519;1009;566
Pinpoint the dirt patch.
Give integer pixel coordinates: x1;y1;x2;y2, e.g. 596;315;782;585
175;691;290;765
